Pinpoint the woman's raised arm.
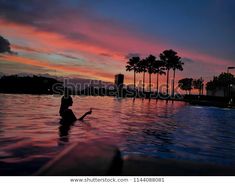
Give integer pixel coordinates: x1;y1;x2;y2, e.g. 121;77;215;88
78;108;92;121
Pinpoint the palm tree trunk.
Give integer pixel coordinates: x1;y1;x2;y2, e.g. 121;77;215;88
166;69;169;95
149;73;151;94
156;73;159;94
172;69;175;97
134;70;136;90
143;72;145;93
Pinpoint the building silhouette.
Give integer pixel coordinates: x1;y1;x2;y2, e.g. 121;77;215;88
114;74;124;97
115;74;124;88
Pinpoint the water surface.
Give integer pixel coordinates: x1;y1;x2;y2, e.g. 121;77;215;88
0;94;235;175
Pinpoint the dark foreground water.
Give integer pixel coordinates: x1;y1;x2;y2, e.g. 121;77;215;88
0;94;235;175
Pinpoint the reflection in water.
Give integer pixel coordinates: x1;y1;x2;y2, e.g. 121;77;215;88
58;121;73;144
0;94;235;175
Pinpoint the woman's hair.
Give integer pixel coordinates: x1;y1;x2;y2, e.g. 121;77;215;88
59;95;73;116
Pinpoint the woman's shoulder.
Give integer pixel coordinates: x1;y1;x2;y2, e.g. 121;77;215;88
61;109;77;122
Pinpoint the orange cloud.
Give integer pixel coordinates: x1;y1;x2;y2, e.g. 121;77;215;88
0;19;124;62
1;54;115;81
2;17;233;67
11;44;50;54
1;16;234;85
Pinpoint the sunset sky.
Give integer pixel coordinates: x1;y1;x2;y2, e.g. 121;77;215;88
0;0;235;84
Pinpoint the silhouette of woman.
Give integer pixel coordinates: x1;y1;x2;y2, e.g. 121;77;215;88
59;95;92;124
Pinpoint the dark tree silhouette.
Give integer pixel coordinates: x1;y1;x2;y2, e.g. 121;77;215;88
0;35;12;53
154;59;166;94
0;75;62;94
126;56;141;90
178;78;193;94
172;56;184;97
145;55;157;93
159;49;183;96
137;58;148;93
217;73;234;86
193;78;204;95
206;73;235;96
206;80;217;91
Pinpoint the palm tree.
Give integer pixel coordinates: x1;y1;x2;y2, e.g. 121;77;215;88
193;78;204;95
159;49;183;97
154;60;166;94
172;56;184;97
137;58;147;93
126;56;140;90
145;55;157;94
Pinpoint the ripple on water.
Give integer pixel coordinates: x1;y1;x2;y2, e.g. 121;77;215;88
0;95;235;175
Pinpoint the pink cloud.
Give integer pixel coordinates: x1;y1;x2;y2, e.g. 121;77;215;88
1;15;234;85
1;54;115;81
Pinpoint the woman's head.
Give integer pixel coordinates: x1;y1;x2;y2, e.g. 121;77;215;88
61;95;73;107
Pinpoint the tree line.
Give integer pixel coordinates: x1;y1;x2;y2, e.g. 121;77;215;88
178;78;204;95
178;73;235;96
206;73;235;96
126;49;184;97
125;49;221;97
0;75;62;94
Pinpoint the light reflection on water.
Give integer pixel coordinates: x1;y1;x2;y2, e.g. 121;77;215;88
0;94;235;175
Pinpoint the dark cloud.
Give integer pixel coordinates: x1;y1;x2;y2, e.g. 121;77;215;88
0;1;94;36
0;0;42;25
125;53;140;59
0;1;65;34
13;44;49;54
182;57;195;63
0;35;11;53
0;0;121;48
0;0;96;52
0;0;61;23
57;53;81;60
64;32;95;43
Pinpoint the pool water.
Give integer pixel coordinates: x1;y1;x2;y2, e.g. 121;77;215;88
0;94;235;175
